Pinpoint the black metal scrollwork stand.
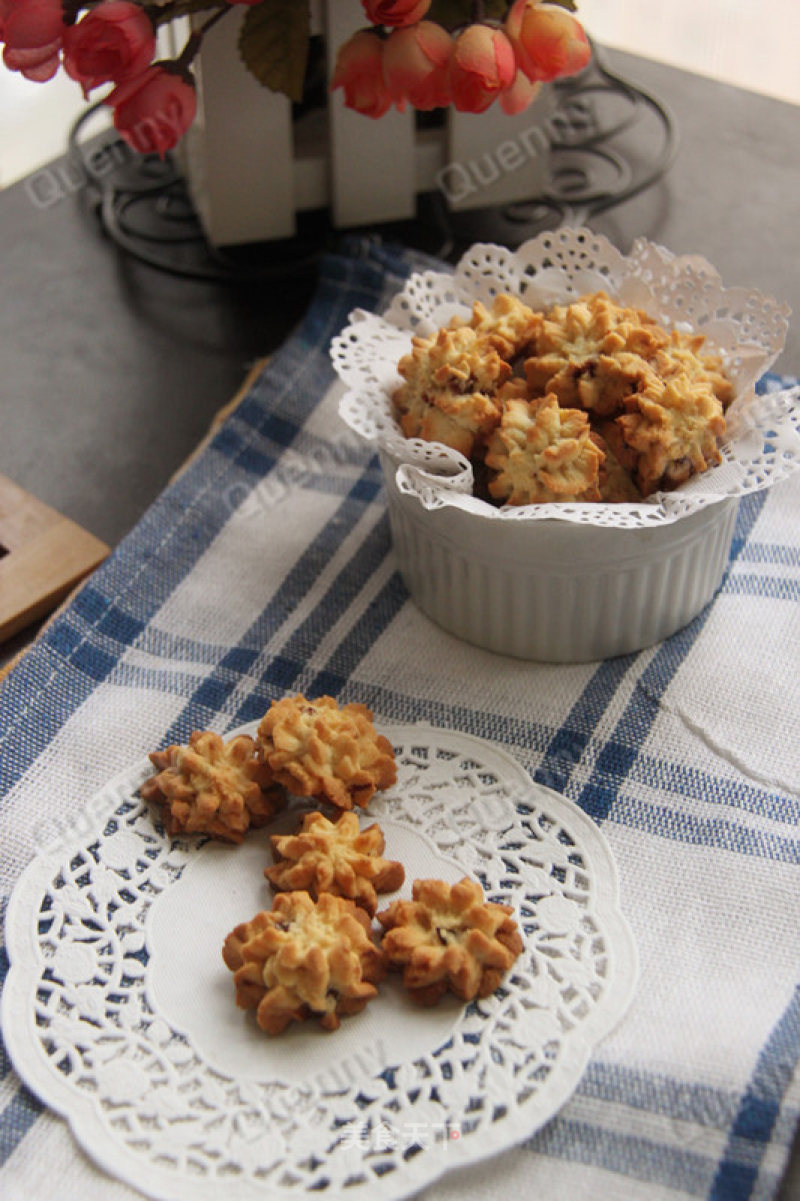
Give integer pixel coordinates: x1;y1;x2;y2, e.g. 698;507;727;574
67;38;677;281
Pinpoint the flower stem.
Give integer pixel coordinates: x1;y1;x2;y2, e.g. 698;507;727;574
175;4;230;70
147;0;226;28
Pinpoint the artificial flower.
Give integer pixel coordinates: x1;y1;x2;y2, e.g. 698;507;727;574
362;0;431;28
383;20;452;110
331;29;394;119
449;22;516;114
500;68;542;115
1;0;65;81
107;63;197;157
63;1;155;96
505;0;591;83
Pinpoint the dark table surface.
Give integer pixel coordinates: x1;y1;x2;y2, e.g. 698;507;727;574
1;47;800;1194
2;46;798;554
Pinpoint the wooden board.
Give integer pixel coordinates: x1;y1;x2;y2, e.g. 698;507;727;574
0;475;109;643
0;359;266;677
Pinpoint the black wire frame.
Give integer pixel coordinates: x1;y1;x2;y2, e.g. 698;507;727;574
65;38;678;281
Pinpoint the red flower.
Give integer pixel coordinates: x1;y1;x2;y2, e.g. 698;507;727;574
500;69;542;115
106;64;197;157
330;29;394;118
63;1;155;97
1;0;65;82
505;0;591;83
362;0;431;27
449;23;516;114
383;20;451;110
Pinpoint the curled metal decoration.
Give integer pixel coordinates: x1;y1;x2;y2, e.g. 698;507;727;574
506;39;677;227
66;40;676;280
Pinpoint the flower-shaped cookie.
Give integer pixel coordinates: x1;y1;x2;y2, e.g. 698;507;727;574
464;292;540;359
266;811;405;916
652;334;734;408
257;694;397;810
393;324;508;457
486;393;604;504
222;891;385;1033
377;877;523;1006
524;291;669;411
617;369;726;495
140;730;284;843
592;432;643;502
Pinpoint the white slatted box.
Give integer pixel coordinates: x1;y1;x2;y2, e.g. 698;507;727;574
177;1;554;247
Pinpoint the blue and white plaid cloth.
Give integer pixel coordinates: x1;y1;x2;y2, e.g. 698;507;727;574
1;239;798;1201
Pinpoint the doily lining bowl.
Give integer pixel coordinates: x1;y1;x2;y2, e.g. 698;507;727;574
331;228;797;661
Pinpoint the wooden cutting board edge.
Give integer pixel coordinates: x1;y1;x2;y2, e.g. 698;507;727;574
0;358;268;681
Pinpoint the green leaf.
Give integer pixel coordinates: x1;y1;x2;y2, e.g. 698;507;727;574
238;0;311;103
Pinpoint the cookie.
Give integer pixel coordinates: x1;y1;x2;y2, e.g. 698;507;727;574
222;891;385;1033
257;694;397;811
265;810;405;916
141;730;284;843
393;324;508;458
377;876;523;1005
616;368;726;495
463;292;540;359
524;291;668;410
652;334;734;408
591;429;643;502
485;393;604;504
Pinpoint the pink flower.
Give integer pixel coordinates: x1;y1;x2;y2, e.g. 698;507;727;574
106;63;197;157
505;0;591;83
362;0;431;27
383;20;451;110
500;69;542;115
1;0;66;82
63;1;155;97
330;29;394;118
448;23;516;114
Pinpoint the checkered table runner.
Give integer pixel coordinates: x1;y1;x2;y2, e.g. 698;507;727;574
1;238;798;1201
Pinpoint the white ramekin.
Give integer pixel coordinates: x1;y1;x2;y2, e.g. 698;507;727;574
332;230;795;663
381;449;738;662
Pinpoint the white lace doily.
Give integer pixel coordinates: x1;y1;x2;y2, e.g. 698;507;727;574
4;722;637;1201
330;227;798;528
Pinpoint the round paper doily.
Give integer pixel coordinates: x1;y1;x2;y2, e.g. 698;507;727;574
330;227;799;528
4;722;637;1201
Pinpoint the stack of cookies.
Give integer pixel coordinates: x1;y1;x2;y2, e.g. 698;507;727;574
140;694;523;1035
392;291;733;503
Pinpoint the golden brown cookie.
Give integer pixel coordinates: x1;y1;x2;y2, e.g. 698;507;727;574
573;351;659;419
222;891;385;1033
265;810;405;917
591;430;642;503
524;291;669;409
617;368;726;495
652;333;734;408
377;877;523;1006
257;695;397;811
141;730;284;843
462;292;541;359
393;324;508;457
486;393;604;504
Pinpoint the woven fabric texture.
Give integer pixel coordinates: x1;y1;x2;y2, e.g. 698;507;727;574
1;239;798;1201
